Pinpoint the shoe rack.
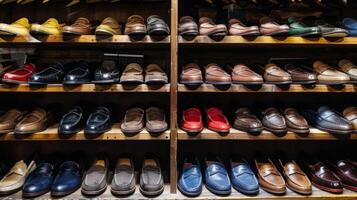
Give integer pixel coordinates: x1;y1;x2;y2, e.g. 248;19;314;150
0;0;356;200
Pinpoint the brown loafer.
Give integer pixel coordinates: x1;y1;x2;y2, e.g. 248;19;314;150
205;63;231;85
14;108;51;134
95;17;122;36
283;108;309;134
145;107;168;133
261;107;287;134
121;107;144;134
259;17;289;36
179;16;198;36
199;17;227;37
0;109;27;134
124;15;147;37
233;108;263;133
120;63;144;84
255;158;286;194
343;107;357;133
338;59;357;81
228;19;260;36
264;63;292;85
313;60;350;85
144;64;168;85
284;64;317;84
231;64;263;85
277;159;312;195
63;17;93;35
180;63;203;85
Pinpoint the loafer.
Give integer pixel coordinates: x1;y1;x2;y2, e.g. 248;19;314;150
343;18;357;36
302;106;353;135
145;64;168;84
146;107;168;133
233;108;262;133
179;16;199;36
205;63;231;85
0;61;17;81
23;162;56;198
121;107;144;134
259;17;289;36
343;107;357;132
283;108;309;134
139;154;164;196
313;60;350;85
63;17;93;35
2;63;36;84
81;153;109;196
111;156;136;196
284;64;317;84
333;160;357;192
95;17;122;36
206;107;230;133
229;19;260;36
0;18;30;36
288;17;321;37
29;63;65;85
30;18;63;35
315;19;348;37
0;159;36;195
230;156;259;195
84;107;112;135
231;64;263;85
178;156;202;197
51;159;84;197
120;63;144;84
180;63;203;85
255;158;286;194
264;63;292;85
261;107;287;134
204;155;231;195
181;108;204;133
0;109;26;134
147;15;170;36
338;59;357;81
58;106;84;135
92;60;120;84
63;61;91;84
124;15;147;37
277;158;312;195
14;108;52;135
199;17;227;37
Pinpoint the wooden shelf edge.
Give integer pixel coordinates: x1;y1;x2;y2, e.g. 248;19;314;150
178;84;356;93
0;124;170;141
178;128;357;140
179;35;357;46
0;84;170;93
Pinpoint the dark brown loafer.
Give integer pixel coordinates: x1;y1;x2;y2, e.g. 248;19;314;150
283;108;309;134
63;17;93;35
231;64;263;85
205;63;231;85
285;64;317;84
233;108;263;133
140;154;164;196
261;107;287;134
264;63;292;85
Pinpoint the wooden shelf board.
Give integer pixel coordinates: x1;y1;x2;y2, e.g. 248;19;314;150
0;35;170;44
0;84;170;93
178;84;357;93
0;124;170;141
179;35;357;46
178;128;357;140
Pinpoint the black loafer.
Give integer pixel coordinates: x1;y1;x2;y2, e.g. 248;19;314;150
58;106;84;135
63;61;91;85
92;60;120;84
84;107;112;136
29;63;64;85
147;15;170;36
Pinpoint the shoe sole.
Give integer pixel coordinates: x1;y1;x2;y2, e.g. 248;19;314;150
205;81;232;85
264;30;289;36
81;185;107;196
343;183;357;192
22;190;50;198
291;80;317;84
14;127;47;135
30;30;50;36
323;32;348;38
286;184;311;195
232;184;259;195
260;185;286;195
139;186;164;196
265;81;292;85
177;184;202;197
51;185;81;197
146;127;168;134
120;80;144;84
95;29;116;37
315;125;353;135
233;125;263;133
63;81;90;85
180;80;204;86
181;126;204;134
0;128;14;134
232;31;261;37
292;31;322;37
111;186;136;196
148;28;169;36
2;79;28;84
121;127;144;134
0;187;22;195
207;127;230;134
58;128;81;135
287;127;310;134
84;128;112;135
263;126;287;134
0;30;16;36
312;182;343;194
317;80;349;85
91;79;119;84
205;184;231;195
180;30;199;37
232;81;264;85
145;79;168;85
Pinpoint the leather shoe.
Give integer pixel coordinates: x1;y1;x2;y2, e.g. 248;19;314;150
180;63;203;85
205;63;231;85
111;156;136;196
92;60;120;84
181;108;204;133
283;108;309;134
179;16;198;36
233;108;262;133
2;63;36;84
230;156;259;195
343;107;357;133
0;109;26;134
84;107;112;136
284;64;317;84
178;156;202;197
58;106;84;135
255;158;286;194
261;107;287;134
29;63;65;85
147;15;170;36
14;108;52;135
120;63;144;84
139;154;164;196
231;64;263;85
204;155;231;195
63;17;93;35
339;59;357;81
63;61;91;85
199;17;227;37
206;107;230;133
313;60;350;85
264;63;292;85
333;160;357;192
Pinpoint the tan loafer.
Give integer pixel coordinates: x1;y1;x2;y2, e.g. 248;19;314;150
205;63;231;85
255;158;286;194
0;109;27;134
95;17;122;36
180;63;203;85
343;107;357;133
144;64;168;84
120;63;144;84
313;60;350;85
264;63;292;84
124;15;146;37
338;59;357;81
14;108;51;135
63;17;93;35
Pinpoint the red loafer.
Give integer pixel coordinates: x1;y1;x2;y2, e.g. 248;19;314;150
181;108;203;133
2;63;36;84
206;107;230;133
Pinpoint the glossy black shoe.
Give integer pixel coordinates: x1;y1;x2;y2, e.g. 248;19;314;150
29;63;64;85
58;106;84;135
84;107;112;136
92;60;120;84
63;61;91;85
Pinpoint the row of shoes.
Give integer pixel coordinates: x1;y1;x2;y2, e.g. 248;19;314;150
179;16;357;38
180;60;357;86
0;106;168;136
181;106;357;135
178;154;357;197
0;15;169;38
0;153;165;197
1;61;168;85
0;0;159;6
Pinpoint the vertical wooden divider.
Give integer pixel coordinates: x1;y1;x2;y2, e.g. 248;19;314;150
170;0;178;194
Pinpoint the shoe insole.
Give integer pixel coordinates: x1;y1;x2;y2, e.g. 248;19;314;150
119;158;131;166
95;159;105;167
144;159;157;167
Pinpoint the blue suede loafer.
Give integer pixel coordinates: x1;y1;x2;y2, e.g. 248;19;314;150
178;156;202;197
343;18;357;36
23;162;55;198
51;161;83;197
230;158;259;195
204;156;231;195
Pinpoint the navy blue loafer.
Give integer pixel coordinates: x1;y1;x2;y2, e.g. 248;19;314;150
178;156;202;197
204;155;231;195
230;157;259;195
